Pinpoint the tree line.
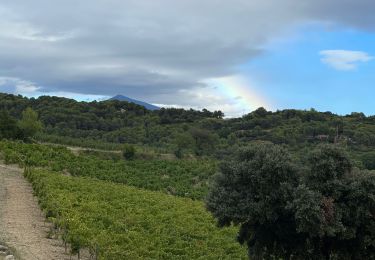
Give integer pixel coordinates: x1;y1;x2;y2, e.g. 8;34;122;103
2;92;375;168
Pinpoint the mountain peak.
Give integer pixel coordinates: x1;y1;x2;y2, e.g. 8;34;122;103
110;95;160;110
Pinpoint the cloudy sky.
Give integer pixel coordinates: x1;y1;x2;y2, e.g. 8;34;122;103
0;0;374;117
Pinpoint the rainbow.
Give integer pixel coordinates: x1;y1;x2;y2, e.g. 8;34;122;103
206;75;272;116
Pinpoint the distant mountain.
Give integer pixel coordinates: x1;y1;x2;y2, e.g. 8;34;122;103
110;95;160;110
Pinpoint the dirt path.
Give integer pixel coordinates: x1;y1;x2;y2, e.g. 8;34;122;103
39;142;121;155
0;164;73;260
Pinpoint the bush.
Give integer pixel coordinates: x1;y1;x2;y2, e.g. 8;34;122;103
360;151;375;170
122;144;136;160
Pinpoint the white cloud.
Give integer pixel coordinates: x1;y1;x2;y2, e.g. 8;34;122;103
0;77;40;93
320;50;373;71
15;82;40;93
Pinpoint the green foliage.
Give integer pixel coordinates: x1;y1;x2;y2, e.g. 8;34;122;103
0;110;23;140
0;93;221;155
305;144;352;194
0;140;217;199
207;143;375;259
2;93;375;258
25;169;246;259
18;107;43;140
291;145;375;259
2;93;375;168
122;144;136;160
207;143;300;258
173;132;195;158
359;151;375;170
190;128;219;156
37;133;170;156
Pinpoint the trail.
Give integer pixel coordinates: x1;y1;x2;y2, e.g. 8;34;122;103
40;141;177;160
39;142;121;155
0;164;73;260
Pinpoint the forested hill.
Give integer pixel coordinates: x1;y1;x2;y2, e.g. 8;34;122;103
1;92;375;168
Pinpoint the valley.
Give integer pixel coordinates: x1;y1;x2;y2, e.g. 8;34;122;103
0;93;374;259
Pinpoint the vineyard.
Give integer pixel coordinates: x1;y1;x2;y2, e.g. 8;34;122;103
0;140;246;259
0;141;217;200
24;169;246;259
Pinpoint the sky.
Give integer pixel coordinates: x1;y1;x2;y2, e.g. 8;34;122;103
0;1;374;117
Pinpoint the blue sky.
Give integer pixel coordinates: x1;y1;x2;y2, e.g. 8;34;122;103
242;26;375;115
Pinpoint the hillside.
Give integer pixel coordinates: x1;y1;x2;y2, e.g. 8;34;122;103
0;140;247;259
1;92;375;169
1;93;375;259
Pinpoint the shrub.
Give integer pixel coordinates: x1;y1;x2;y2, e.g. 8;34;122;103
122;144;136;160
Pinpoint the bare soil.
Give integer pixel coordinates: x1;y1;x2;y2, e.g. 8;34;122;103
0;164;75;260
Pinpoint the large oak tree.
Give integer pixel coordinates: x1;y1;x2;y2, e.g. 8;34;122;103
207;143;375;259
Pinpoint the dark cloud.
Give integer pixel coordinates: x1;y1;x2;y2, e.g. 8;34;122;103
0;0;375;106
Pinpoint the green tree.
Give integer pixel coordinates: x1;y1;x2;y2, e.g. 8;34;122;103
18;107;43;140
291;145;375;259
0;110;22;139
213;110;224;119
252;107;269;117
206;143;300;259
207;144;375;259
190;128;218;156
173;132;194;158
